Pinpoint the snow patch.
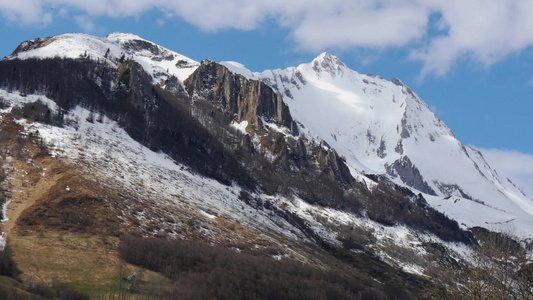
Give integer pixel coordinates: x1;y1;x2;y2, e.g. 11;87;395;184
1;200;10;223
230;120;249;134
200;210;217;220
220;61;257;79
0;233;5;251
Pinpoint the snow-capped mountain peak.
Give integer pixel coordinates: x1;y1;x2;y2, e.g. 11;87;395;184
228;51;533;235
253;53;533;237
106;31;144;41
308;52;348;77
4;32;199;87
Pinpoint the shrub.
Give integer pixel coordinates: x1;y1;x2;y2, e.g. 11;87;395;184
0;239;20;279
118;235;389;299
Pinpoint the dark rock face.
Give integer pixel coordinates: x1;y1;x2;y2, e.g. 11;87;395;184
386;156;437;196
395;140;404;154
391;78;404;86
185;60;298;135
377;139;387;158
434;182;475;201
392;78;415;98
400;114;411;138
297;139;307;161
0;58;114;110
316;148;354;186
9;37;56;56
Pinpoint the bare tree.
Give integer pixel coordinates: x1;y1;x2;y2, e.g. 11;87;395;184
462;228;533;300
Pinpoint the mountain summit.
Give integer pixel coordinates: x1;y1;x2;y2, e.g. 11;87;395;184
310;52;348;77
6;32;199;89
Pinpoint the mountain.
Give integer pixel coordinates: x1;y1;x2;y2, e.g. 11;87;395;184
223;53;533;237
0;32;531;298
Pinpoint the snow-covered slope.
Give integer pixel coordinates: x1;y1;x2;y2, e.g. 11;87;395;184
5;32;199;87
222;53;533;237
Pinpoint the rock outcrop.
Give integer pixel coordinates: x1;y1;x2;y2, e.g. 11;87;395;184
185;60;298;135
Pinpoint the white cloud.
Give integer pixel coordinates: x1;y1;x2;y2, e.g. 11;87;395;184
0;0;52;26
2;0;533;77
156;18;166;28
73;15;95;32
479;148;533;199
411;0;533;78
290;1;429;51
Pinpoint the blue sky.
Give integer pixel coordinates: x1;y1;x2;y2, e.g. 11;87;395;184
0;0;532;197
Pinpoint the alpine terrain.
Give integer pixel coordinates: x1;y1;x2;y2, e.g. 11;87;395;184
0;32;531;299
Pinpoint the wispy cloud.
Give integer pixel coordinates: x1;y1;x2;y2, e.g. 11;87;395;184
73;15;95;32
479;148;533;199
2;0;533;78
